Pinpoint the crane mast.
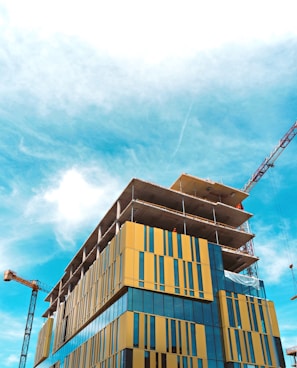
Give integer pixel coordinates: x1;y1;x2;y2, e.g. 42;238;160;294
3;270;49;368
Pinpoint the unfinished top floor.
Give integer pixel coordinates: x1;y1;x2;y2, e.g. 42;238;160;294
44;174;258;315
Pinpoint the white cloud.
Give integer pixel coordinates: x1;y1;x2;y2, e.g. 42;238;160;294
26;166;122;249
2;0;297;62
253;223;294;284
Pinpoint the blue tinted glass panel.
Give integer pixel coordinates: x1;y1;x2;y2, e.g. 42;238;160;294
227;298;235;327
174;297;184;320
163;231;167;255
150;316;155;350
264;335;272;365
235;329;242;361
171;319;176;353
149;227;154;252
235;299;242;328
154;292;164;316
197;264;203;291
168;232;173;256
188;262;194;290
184;299;193;321
143;291;152;314
247;332;255;363
160;256;164;285
191;323;197;356
178;321;182;354
164;294;174;318
177;234;183;258
251;303;258;331
144;226;147;251
174;259;180;293
195;238;200;262
166;319;169;352
139;252;144;281
133;313;139;347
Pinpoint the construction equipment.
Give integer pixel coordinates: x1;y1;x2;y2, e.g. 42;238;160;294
240;121;297;277
242;121;297;193
3;270;50;368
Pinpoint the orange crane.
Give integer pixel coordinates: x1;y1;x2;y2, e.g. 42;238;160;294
240;120;297;276
3;270;50;368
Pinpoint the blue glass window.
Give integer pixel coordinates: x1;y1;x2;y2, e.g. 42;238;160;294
168;232;173;257
194;238;200;262
150;316;156;350
191;323;197;356
188;262;194;291
174;259;180;293
149;227;154;252
197;264;203;292
144;226;147;251
178;321;182;354
171;319;176;353
177;234;183;258
163;231;167;255
247;332;255;363
250;303;258;332
227;298;235;327
258;302;266;333
159;256;165;287
133;313;139;347
144;315;148;349
139;252;144;287
183;261;188;293
235;299;242;328
166;319;169;352
234;329;242;361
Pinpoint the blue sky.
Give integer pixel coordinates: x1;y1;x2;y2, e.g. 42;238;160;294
1;0;297;366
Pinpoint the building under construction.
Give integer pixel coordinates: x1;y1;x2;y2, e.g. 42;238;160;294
34;173;285;368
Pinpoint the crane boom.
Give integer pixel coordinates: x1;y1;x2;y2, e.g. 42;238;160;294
3;270;49;368
242;121;297;193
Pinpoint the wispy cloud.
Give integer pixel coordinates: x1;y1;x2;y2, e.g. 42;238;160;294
25;166;123;249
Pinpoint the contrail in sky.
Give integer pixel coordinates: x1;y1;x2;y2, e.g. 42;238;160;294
172;101;194;159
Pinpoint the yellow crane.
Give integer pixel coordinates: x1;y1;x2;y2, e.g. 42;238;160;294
3;270;50;368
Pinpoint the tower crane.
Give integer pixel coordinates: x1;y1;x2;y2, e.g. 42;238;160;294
242;121;297;194
240;120;297;276
3;269;50;368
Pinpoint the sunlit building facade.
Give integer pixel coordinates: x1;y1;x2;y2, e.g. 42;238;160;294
34;174;285;368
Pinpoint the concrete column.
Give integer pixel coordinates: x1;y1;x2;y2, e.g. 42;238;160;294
97;226;102;244
182;198;187;234
116;200;121;233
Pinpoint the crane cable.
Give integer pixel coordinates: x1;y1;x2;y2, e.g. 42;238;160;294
270;171;297;299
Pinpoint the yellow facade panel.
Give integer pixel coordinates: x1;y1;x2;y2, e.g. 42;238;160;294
221;327;231;362
195;324;207;359
267;301;280;337
154;227;163;255
181;234;192;261
134;222;145;251
156;316;166;352
198;238;209;264
172;232;178;258
218;290;229;328
201;263;213;301
145;252;154;290
133;349;144;368
167;353;178;368
123;248;135;287
252;332;264;366
165;257;175;294
238;294;250;330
